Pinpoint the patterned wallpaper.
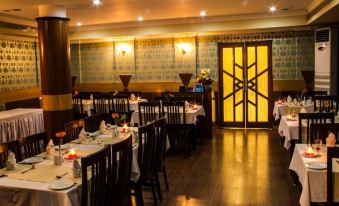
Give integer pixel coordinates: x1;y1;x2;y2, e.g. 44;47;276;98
0;30;314;92
0;38;39;92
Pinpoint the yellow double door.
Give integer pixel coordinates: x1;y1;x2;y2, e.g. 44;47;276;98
219;42;272;127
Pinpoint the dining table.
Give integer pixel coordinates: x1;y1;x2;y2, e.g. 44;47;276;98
289;144;339;206
0;108;44;143
0;128;135;206
82;98;148;116
130;105;205;125
273;101;314;121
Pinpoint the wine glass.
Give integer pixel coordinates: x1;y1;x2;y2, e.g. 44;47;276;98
312;139;322;154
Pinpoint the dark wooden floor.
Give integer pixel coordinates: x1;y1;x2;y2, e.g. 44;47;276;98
142;128;300;206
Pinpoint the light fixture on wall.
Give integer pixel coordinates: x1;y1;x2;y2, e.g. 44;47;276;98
178;43;192;55
116;43;131;56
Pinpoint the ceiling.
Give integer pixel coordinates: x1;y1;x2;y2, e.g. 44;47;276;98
0;0;314;27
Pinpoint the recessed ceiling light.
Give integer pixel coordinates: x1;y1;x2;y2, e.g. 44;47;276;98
269;6;277;12
200;10;207;17
76;22;82;26
137;16;144;22
92;0;102;6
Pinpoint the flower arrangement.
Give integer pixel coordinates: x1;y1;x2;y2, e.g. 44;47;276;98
197;69;214;85
111;113;127;125
55;131;66;155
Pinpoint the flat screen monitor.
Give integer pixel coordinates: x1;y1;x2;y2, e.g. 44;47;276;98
194;84;204;92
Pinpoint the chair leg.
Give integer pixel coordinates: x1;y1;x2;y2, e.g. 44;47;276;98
136;184;144;206
162;164;169;191
151;178;158;205
155;173;163;200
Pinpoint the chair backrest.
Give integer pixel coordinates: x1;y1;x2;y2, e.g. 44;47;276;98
109;95;130;113
298;112;334;144
84;113;107;133
310;123;339;144
162;101;186;125
327;146;339;205
93;94;108;114
73;95;84;114
20;132;48;159
314;96;339;114
64;120;83;144
305;91;327;100
154;117;167;172
137;121;156;183
107;136;132;206
138;102;161;126
81;146;109;206
0;140;21;168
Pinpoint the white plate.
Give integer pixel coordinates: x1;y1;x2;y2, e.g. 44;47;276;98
22;157;44;164
49;179;75;190
306;162;327;170
54;145;70;150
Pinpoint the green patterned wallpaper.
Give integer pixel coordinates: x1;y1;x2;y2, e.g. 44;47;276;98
0;38;39;92
0;30;314;92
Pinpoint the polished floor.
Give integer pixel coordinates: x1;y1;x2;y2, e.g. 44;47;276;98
143;128;300;206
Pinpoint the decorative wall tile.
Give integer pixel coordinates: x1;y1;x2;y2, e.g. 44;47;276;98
135;38;175;82
70;44;80;80
115;41;135;82
0;38;38;92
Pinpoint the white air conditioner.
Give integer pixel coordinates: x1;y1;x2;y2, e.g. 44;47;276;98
314;28;338;95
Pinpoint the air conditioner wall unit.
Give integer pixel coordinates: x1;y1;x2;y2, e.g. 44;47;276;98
314;27;338;95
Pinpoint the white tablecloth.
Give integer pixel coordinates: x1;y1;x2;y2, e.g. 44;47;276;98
273;102;314;120
130;105;205;125
289;144;339;206
0;108;44;143
82;99;148;116
0;131;134;206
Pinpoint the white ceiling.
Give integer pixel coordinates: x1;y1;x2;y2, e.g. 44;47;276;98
0;0;314;27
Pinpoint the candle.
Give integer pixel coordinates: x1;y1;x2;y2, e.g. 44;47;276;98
122;123;129;133
287;114;292;120
304;146;316;156
68;149;77;159
193;104;198;109
137;96;141;101
278;100;282;104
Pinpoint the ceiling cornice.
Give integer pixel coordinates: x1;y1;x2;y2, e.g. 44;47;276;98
307;0;326;12
307;0;339;24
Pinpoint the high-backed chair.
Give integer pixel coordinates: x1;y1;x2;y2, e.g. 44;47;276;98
138;102;161;126
81;146;110;206
84;113;107;133
107;136;132;206
93;94;109;115
64;120;83;144
108;95;133;124
0;140;21;168
310;123;339;144
314;96;339;114
327;147;339;205
20;132;48;159
72;95;88;120
132;121;157;206
298;113;334;144
154;117;169;196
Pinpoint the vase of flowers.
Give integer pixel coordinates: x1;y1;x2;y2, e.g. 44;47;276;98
54;131;66;165
197;69;214;92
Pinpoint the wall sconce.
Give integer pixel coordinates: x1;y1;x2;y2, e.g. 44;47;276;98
177;43;192;56
116;43;131;56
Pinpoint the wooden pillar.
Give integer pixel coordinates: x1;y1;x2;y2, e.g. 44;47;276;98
36;7;72;138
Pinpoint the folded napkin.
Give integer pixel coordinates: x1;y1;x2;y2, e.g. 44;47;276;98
185;101;189;108
99;120;106;134
130;93;136;101
6;151;16;170
72;159;81;178
326;132;336;147
287;95;292;103
90;94;93;100
46;139;55;155
300;107;307;113
79;129;86;142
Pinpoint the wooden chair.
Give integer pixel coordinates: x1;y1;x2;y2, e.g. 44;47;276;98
81;146;110;206
314;96;339;114
154;117;169;197
72;95;88;120
107;136;133;206
108;95;133;125
0;140;21;168
327;147;339;205
310;123;339;144
63;120;83;144
304;91;327;100
131;121;157;206
84;113;108;133
162;101;192;157
298;113;334;145
138;102;161;126
93;94;108;115
20;132;48;159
